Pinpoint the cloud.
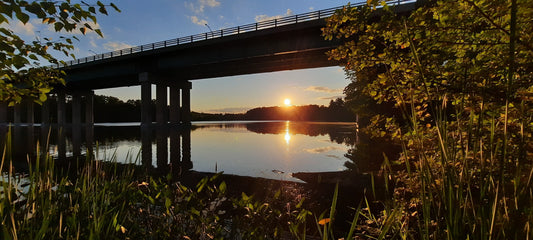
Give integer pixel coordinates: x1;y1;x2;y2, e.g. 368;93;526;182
202;0;220;8
326;154;342;159
44;20;101;36
319;95;344;100
186;0;221;14
204;107;250;113
103;41;133;51
305;86;343;93
2;21;36;36
190;16;208;25
304;146;343;154
255;9;294;22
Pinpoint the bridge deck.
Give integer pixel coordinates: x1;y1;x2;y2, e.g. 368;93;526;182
61;0;417;91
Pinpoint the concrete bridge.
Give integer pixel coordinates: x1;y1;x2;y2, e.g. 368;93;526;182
1;1;419;143
1;1;418;129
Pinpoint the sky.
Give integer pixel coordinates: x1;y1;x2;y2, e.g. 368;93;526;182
8;0;355;113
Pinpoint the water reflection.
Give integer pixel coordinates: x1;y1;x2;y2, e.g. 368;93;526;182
4;121;358;181
284;121;291;145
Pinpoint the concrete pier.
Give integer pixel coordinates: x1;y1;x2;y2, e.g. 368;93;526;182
0;101;6;124
57;92;66;126
169;83;181;125
14;103;21;124
182;82;192;125
156;83;167;126
26;100;34;125
41;99;50;126
140;73;153;126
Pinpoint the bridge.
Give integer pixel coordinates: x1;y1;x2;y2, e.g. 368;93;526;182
2;0;418;129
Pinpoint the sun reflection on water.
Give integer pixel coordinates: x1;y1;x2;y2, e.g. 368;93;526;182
284;121;291;145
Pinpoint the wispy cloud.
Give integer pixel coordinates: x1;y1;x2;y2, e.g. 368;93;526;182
319;95;344;101
186;0;220;25
304;146;343;154
305;86;343;93
103;41;133;51
186;0;221;14
326;154;342;159
1;21;36;36
190;16;208;26
204;107;250;113
255;9;293;22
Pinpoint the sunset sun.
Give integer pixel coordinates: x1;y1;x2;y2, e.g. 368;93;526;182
284;98;291;106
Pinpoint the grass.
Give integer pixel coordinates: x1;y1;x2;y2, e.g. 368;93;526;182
0;128;321;239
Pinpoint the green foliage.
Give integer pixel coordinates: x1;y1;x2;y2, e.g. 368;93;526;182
0;1;120;105
323;0;533;238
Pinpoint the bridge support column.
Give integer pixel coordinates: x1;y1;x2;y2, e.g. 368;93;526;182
57;92;66;126
140;73;152;127
72;92;82;157
181;81;192;125
14;103;21;125
156;83;167;126
26;99;35;157
85;91;94;126
56;91;67;161
169;83;181;126
85;91;94;158
0;102;6;156
0;101;6;124
26;100;34;125
72;92;82;126
41;98;50;126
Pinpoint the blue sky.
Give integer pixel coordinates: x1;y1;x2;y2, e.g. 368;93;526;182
10;0;354;113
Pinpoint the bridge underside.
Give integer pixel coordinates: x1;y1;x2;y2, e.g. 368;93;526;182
63;19;340;91
47;19;342;129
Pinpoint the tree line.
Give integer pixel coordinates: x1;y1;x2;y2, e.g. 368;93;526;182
4;95;356;123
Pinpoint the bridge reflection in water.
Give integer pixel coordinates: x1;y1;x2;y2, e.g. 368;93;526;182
2;121;360;180
2;124;193;176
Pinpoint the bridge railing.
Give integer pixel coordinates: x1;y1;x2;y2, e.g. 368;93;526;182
57;0;413;67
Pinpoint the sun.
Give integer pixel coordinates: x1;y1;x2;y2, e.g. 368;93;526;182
284;98;291;106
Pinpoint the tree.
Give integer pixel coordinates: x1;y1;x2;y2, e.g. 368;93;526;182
0;0;120;105
323;0;532;238
323;0;532;165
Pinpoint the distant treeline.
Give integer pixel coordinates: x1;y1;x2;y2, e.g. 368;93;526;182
5;95;356;123
96;95;356;122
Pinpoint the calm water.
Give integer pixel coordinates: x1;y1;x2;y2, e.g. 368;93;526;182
4;121;358;182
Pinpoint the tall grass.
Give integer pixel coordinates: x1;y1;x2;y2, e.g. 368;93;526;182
0;128;318;239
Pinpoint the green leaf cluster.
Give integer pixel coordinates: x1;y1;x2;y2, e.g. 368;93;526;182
0;0;120;105
323;0;532;238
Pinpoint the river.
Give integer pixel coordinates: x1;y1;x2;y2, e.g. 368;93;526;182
5;121;359;182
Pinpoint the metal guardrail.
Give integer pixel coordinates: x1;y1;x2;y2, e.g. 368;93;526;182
57;0;413;67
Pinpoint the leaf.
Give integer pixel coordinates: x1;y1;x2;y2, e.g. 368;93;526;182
110;3;121;13
99;6;108;15
94;29;103;38
16;11;29;24
79;27;86;35
60;11;69;19
54;22;64;32
219;181;226;194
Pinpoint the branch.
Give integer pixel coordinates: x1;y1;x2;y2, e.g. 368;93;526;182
461;0;533;52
